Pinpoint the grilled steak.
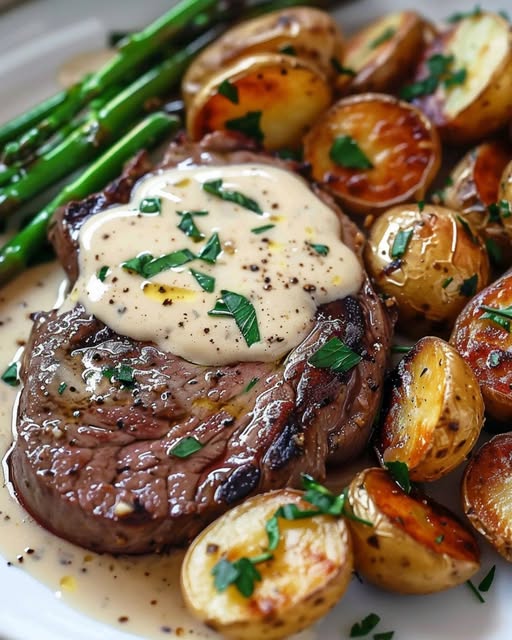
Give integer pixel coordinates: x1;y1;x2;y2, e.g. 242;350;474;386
12;133;393;554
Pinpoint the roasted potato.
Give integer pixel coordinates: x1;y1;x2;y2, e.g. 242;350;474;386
303;93;441;216
443;141;512;265
408;12;512;144
498;159;512;248
377;336;484;481
336;11;429;95
346;467;480;594
364;204;491;336
450;269;512;421
182;6;344;107
462;433;512;562
181;489;353;640
187;53;332;150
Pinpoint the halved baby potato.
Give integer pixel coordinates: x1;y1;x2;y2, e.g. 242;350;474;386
409;12;512;144
187;53;332;150
182;6;344;106
181;489;353;640
377;336;484;481
462;433;512;562
364;204;490;336
303;93;440;216
346;467;480;594
336;11;430;95
450;269;512;421
443;140;512;264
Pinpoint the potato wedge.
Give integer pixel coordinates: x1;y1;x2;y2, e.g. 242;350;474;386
498;159;512;248
181;489;353;640
336;11;429;95
407;12;512;144
462;433;512;561
450;269;512;421
187;53;332;150
377;336;484;481
443;141;512;265
364;204;490;336
182;7;343;107
303;93;441;216
346;467;480;594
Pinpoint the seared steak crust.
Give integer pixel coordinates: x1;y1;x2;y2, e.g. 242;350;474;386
14;133;393;553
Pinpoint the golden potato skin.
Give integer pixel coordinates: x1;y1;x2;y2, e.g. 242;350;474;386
181;489;353;640
462;433;512;562
187;53;332;151
182;6;344;106
364;204;491;336
303;93;441;216
443;141;512;264
450;269;512;421
346;468;480;594
377;336;484;481
337;11;429;95
410;12;512;144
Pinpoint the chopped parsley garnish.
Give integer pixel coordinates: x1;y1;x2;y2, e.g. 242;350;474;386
456;215;478;244
176;209;209;217
435;534;444;544
251;224;275;234
203;178;263;214
190;268;215;293
459;274;478;297
218;79;239;104
1;362;19;387
374;633;394;640
139;197;161;214
280;44;296;55
488;351;502;368
391;345;412;353
330;135;373;170
97;266;109;282
212;554;271;597
102;364;135;386
418;200;425;212
244;377;260;393
385;460;411;494
58;382;67;395
488;199;511;221
309;337;362;374
123;249;196;278
331;57;356;76
400;53;466;100
480;304;512;332
210;290;261;347
177;212;204;241
225;110;264;143
467;579;486;603
350;613;381;637
391;229;413;258
369;26;396;49
478;565;496;592
447;5;482;22
275;147;303;161
169;436;203;458
308;242;330;256
198;232;222;264
442;277;453;289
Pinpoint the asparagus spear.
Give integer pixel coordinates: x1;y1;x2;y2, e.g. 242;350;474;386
0;112;178;285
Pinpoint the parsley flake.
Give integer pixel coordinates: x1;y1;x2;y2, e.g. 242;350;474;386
97;266;109;282
139;197;161;214
308;337;362;374
480;304;512;332
58;382;67;395
418;200;425;212
251;224;275;234
331;57;356;76
244;377;260;393
280;44;296;55
102;364;135;386
190;268;215;293
212;554;270;598
198;232;222;264
370;26;396;49
330;135;373;169
385;460;411;494
214;290;261;347
488;200;511;221
225;111;264;143
447;5;482;22
374;633;394;640
176;209;209;217
350;613;381;637
307;242;329;256
400;53;466;100
203;179;263;214
478;565;496;592
459;274;478;297
218;79;239;104
123;249;195;278
435;534;444;544
456;215;479;244
467;579;485;603
1;362;19;387
391;229;413;258
177;212;204;241
169;436;203;458
442;277;453;289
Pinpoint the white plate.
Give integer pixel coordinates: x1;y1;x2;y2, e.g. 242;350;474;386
0;1;509;639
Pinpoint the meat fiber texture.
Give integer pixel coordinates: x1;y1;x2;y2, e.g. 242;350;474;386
12;132;393;554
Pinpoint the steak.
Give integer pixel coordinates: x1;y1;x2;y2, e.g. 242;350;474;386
12;133;394;554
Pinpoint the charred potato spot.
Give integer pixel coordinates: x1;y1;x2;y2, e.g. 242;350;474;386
450;269;512;421
181;490;353;640
378;336;484;481
187;54;332;150
463;433;512;562
365;204;490;336
303;93;440;216
346;468;480;594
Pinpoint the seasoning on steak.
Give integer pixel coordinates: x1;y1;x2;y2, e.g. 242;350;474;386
11;132;394;554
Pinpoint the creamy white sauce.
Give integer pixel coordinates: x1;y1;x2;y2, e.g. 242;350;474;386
73;164;362;365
